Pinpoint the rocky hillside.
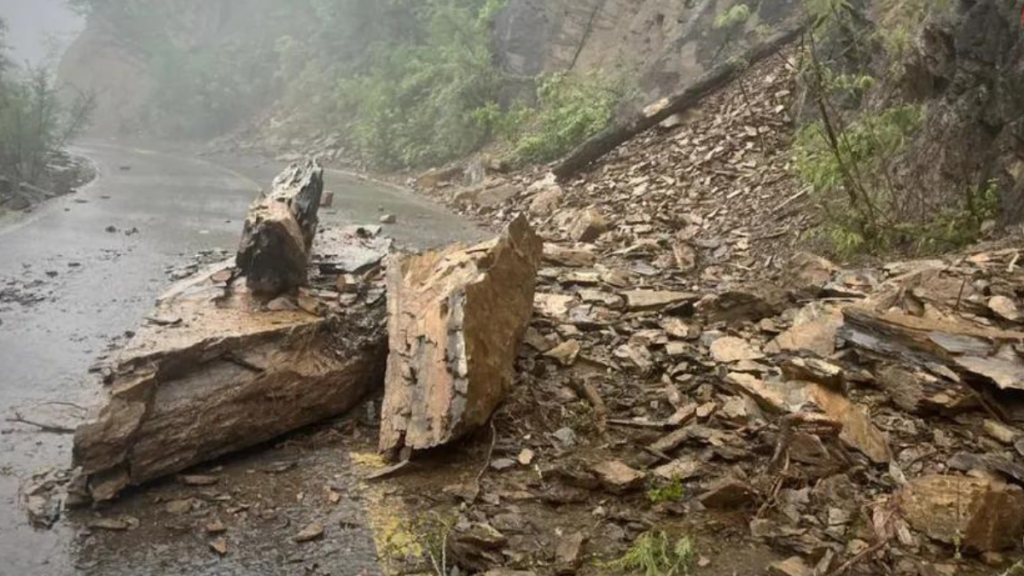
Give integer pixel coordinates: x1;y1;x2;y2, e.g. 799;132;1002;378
58;0;1024;234
898;0;1024;223
496;0;801;101
58;0;300;136
59;0;803;140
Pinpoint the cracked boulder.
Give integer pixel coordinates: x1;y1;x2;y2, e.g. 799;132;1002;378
379;216;542;457
73;228;390;502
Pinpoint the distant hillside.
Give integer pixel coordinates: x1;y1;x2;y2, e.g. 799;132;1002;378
57;0;801;164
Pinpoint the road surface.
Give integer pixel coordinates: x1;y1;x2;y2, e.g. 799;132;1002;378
0;141;485;575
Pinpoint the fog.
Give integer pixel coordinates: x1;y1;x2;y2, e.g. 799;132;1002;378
0;0;82;66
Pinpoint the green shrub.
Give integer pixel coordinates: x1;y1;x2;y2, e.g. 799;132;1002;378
714;4;751;31
796;103;999;256
0;18;94;186
793;103;925;254
647;477;685;504
504;71;627;165
876;0;953;62
794;103;923;197
337;0;505;169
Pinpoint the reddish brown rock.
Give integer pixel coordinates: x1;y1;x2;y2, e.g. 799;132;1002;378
568;208;608;242
555;531;587;575
785;252;839;296
874;365;977;415
622;290;697;312
543;244;596;268
529;186;563;216
379;216;543;456
724;374;890;463
766;303;844;357
842;307;1024;392
899;475;1024;553
768;557;813;576
696;287;788;324
699;477;757;509
710;337;764;363
589;460;646;494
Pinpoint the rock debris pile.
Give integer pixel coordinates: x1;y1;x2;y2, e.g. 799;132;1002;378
39;46;1024;576
403;53;1024;575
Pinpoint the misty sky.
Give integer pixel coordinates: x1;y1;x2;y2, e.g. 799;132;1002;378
0;0;83;66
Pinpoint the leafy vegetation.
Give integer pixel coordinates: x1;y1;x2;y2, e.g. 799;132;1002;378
793;0;996;256
1000;560;1024;576
0;17;94;188
875;0;953;62
65;0;629;170
714;4;752;31
280;0;627;169
415;512;457;576
335;0;506;169
499;71;627;165
602;531;696;576
647;477;685;504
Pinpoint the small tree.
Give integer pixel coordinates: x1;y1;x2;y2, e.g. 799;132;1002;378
792;0;986;255
0;16;95;188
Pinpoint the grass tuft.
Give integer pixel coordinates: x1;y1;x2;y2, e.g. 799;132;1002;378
647;478;685;504
602;530;696;576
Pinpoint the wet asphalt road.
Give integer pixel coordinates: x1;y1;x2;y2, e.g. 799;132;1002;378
0;141;485;575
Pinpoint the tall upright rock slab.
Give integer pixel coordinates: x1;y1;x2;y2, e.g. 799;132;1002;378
237;159;324;296
380;216;543;457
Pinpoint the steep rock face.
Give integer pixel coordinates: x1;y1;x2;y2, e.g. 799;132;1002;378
900;0;1024;223
494;0;802;101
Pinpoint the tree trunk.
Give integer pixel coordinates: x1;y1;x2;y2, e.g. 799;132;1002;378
552;23;807;181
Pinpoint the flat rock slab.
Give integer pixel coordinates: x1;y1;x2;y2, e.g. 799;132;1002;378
842;307;1024;392
74;234;389;502
379;216;542;456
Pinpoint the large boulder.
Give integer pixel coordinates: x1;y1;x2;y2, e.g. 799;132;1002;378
379;216;543;457
73;228;390;502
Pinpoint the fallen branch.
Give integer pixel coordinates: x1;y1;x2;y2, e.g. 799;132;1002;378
365;460;413;481
552;21;808;181
7;412;76;434
459;417;500;504
476;417;499;486
825;538;889;576
607;419;672;430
